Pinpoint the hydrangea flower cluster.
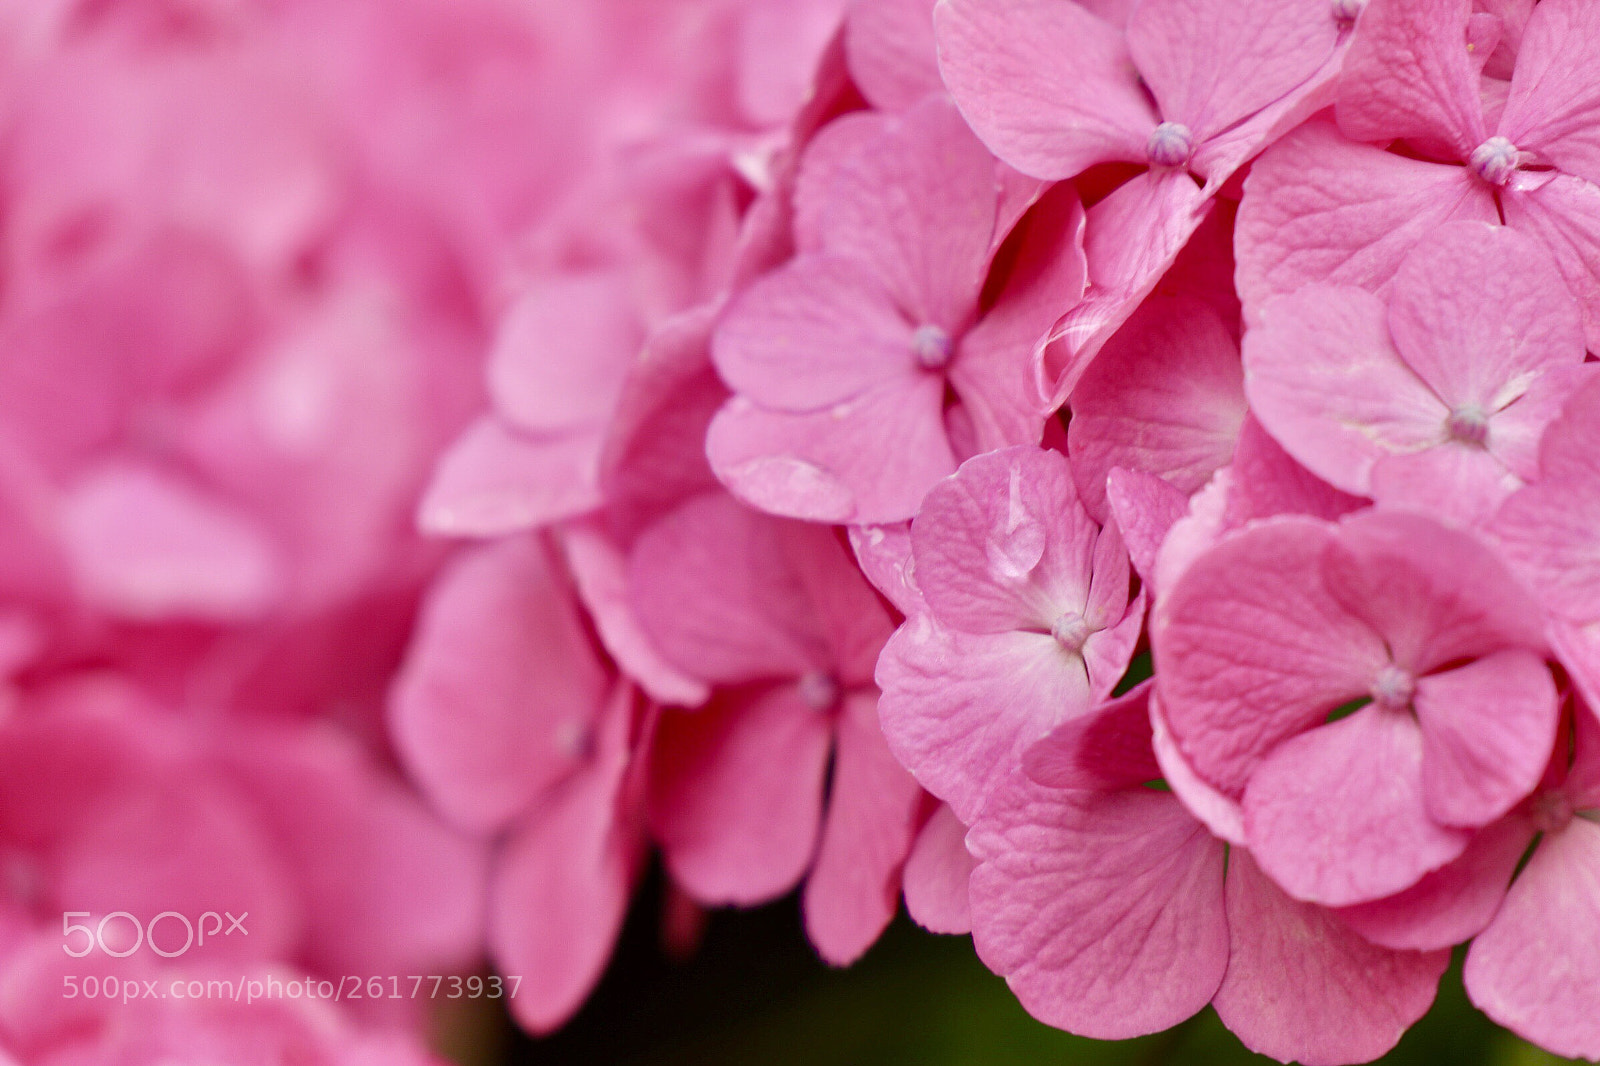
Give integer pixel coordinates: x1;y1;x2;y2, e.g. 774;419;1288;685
408;0;1600;1060
0;0;675;1059
4;0;1600;1063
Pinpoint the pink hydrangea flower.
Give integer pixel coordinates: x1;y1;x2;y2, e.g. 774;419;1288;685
390;533;644;1033
937;0;1348;399
1244;221;1596;526
707;96;1086;523
968;683;1449;1061
628;490;925;964
1238;0;1600;344
1154;510;1558;907
876;445;1143;824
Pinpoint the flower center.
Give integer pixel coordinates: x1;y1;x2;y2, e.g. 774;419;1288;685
1446;405;1490;447
1146;122;1194;169
1370;664;1415;711
797;671;841;712
1470;137;1520;186
912;324;953;371
1331;0;1364;25
1051;611;1093;654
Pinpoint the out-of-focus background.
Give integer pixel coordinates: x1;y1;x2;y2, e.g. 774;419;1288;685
444;872;1580;1066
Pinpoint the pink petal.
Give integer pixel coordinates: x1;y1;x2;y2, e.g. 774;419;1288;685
1186;40;1347;192
1243;706;1471;906
706;378;955;525
712;253;916;412
627;492;833;686
844;0;941;112
1488;379;1600;621
1386;221;1586;408
1084;586;1144;704
492;694;640;1036
1497;0;1600;188
848;521;926;617
792;112;889;254
486;272;641;435
1068;294;1245;522
1150;691;1245;844
782;519;898;689
1235;121;1497;327
60;461;281;623
816;96;1000;326
1553;620;1600;717
1242;285;1447;498
596;306;727;541
649;686;831;905
1021;682;1160;791
1036;169;1209;409
911;445;1099;634
1327;509;1547;675
804;693;924;965
950;185;1087;453
1104;468;1189;588
391;535;609;832
1367;441;1521;527
736;0;848;128
1414;651;1559;827
218;726;488;975
1128;0;1340;143
1335;0;1487;155
935;0;1155;180
1334;816;1534;951
876;618;1093;825
419;416;604;537
52;776;303;964
1153;516;1387;795
559;521;710;708
1500;172;1600;351
902;804;974;934
1215;850;1449;1066
966;773;1229;1039
1464;818;1600;1060
1485;362;1600;484
1222;416;1367;526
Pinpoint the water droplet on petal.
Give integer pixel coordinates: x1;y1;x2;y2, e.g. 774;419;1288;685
986;466;1046;581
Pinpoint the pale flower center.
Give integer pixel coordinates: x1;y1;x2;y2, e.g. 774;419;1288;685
1146;122;1194;168
1370;664;1416;711
1470;137;1520;186
1051;610;1094;654
1446;405;1490;447
797;671;841;712
912;324;953;371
